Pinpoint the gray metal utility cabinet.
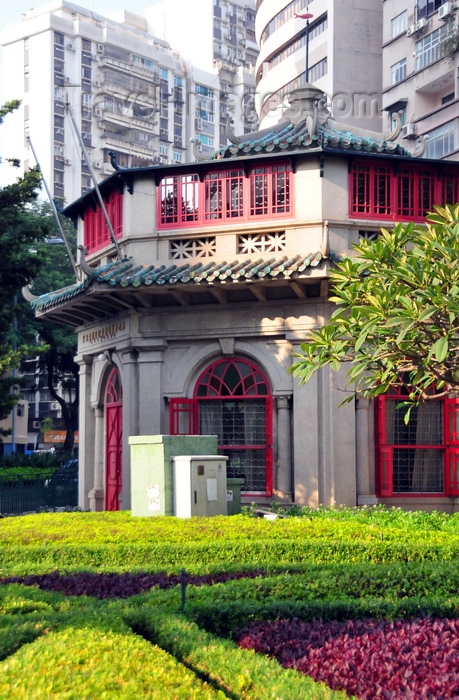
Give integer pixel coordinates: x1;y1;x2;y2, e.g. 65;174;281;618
129;434;219;517
172;455;228;517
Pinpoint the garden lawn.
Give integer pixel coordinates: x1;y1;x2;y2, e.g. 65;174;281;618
1;506;459;698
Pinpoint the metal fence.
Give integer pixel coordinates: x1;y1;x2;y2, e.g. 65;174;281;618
0;478;78;515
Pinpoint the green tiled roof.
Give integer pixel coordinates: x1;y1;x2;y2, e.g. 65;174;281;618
32;253;330;314
210;119;411;160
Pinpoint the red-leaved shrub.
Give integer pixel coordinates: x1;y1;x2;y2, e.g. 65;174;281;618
234;617;459;699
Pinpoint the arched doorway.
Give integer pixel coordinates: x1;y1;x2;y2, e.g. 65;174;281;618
105;367;123;510
195;358;273;495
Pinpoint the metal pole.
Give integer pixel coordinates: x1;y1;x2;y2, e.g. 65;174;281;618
11;296;17;454
295;11;314;84
26;136;78;278
65;99;123;259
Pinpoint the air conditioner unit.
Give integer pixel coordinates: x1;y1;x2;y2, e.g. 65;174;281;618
196;118;204;130
66;43;75;51
93;161;102;169
153;74;160;83
439;2;453;19
94;108;103;117
406;24;415;36
64;158;72;165
32;420;41;430
415;17;428;31
401;122;417;138
196;141;203;152
50;402;60;411
92;53;99;61
97;43;105;53
92;80;101;88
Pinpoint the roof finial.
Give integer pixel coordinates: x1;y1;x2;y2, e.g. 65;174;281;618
108;150;121;171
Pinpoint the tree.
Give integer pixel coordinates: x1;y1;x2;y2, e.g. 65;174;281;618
290;205;459;412
25;206;78;454
0;101;50;436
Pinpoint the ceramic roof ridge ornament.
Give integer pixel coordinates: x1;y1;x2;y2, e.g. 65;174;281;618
78;244;98;277
282;84;330;133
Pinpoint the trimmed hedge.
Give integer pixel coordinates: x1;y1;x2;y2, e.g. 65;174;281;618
3;539;459;575
0;627;224;699
125;609;351;700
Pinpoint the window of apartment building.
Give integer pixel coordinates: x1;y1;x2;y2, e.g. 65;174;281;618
197;134;214;148
268;15;328;71
161;68;168;80
308;58;328;83
415;24;453;70
349;160;459;220
442;92;455;104
261;0;312;44
132;55;154;70
173;151;182;162
196;85;214;98
54;31;64;54
417;0;451;20
196;98;214;123
376;392;459;496
390;58;407;85
391;11;408;38
54;58;65;76
54;87;65;102
158;163;292;228
425;121;455;159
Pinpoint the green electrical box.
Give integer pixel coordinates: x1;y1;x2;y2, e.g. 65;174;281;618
129;435;218;517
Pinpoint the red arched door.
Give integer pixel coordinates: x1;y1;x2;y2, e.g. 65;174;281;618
105;367;122;510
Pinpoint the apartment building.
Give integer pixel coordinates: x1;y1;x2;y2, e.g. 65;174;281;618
0;0;224;203
255;0;383;131
147;0;260;146
383;0;459;160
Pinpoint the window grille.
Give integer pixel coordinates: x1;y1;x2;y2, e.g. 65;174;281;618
170;237;216;259
376;395;459;496
238;231;286;254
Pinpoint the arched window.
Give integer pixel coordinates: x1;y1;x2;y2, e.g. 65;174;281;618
170;358;273;495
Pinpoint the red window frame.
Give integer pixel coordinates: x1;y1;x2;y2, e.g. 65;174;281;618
169;358;273;496
84;189;123;253
376;395;459;497
349;161;459;222
158;163;293;229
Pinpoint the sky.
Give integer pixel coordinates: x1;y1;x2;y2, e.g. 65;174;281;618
0;0;164;33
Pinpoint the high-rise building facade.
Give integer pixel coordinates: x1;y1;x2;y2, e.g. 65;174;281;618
255;0;383;132
0;1;226;203
147;0;260;146
382;0;459;160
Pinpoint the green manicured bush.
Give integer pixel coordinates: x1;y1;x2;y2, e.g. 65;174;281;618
3;539;459;576
0;627;224;699
125;609;351;700
3;509;459;697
